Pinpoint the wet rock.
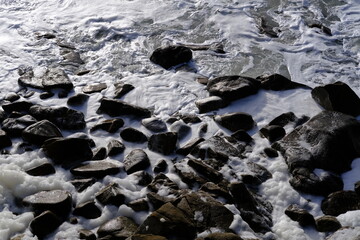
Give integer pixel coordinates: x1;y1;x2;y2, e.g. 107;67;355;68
147;192;175;210
259;125;286;142
231;130;253;144
39;91;54;99
82;83;107;94
150;45;193;69
67;132;95;148
247;162;272;183
67;93;89;106
214;112;255;132
268;112;297;127
137;202;196;238
326;227;360;240
5;92;20;102
23;190;72;219
78;229;96;240
19;68;73;90
147;173;179;193
58;90;69;98
121;127;148;143
128;234;167;240
355;181;360;195
199;232;243;240
311;81;360;117
258;74;310;91
134;170;153;186
92;147;107;160
153;159;168;173
195;96;227;113
90;118;124;133
73;201;102;219
0;129;12;149
321;190;360;216
2;115;37;136
188;158;223;183
70;178;96;192
197;77;209;85
263;147;279;158
148;132;177;155
1;101;33;113
97;98;151;118
22;120;62;145
200;182;232;202
107;139;125;156
29;210;62;239
177;114;201;124
258;16;279;38
169;120;191;140
29;105;86;130
198;123;208;137
60;49;84;65
307;21;332;36
42;137;93;165
124;149;151;174
207;76;260;102
141;117;167;132
128;198;149;212
175;162;207;187
97;216;138;239
315;215;341;232
95;183;126;206
71;160;121;178
114;82;135;98
25;162;55;176
0;109;6;123
176;137;205;155
284;204;315;227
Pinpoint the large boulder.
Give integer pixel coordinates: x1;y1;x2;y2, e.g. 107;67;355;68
150;45;193;69
321;190;360;216
22;120;62;145
258;74;310;91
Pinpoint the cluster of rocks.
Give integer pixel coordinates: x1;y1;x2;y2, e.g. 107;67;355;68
1;44;360;240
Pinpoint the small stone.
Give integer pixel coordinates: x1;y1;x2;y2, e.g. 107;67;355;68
97;216;138;239
153;160;168;173
82;83;107;94
73;201;102;219
30;210;62;239
58;90;69;98
114;82;135;98
107;139;125;156
97;98;151;118
263;147;279;158
71;160;121;178
124;149;151;174
197;77;209;85
1;101;33;113
5;92;20;102
96;183;125;206
176;137;205;156
0;129;12;149
128;198;149;212
141;117;167;133
25;162;56;176
259;125;286;142
195;96;226;113
70;178;96;192
90;118;124;133
259;74;309;91
67;93;89;106
315;215;341;232
148;132;178;155
215;112;255;132
2;115;37;136
150;45;193;69
321;190;360;216
188;158;223;183
79;229;96;240
22;120;63;145
284;204;316;227
121;127;148;143
178;114;201;124
92;147;107;160
169;120;191;140
39;91;54;99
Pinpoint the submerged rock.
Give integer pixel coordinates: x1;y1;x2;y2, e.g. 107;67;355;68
150;45;193;69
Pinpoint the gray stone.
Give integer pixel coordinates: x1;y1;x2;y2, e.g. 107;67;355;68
124;149;151;174
71;160;121;178
148;132;177;155
214;112;255;132
22;120;62;145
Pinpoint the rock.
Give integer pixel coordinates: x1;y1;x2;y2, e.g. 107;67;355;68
200;182;232;202
58;89;69;98
67;93;89;106
0;109;6;123
207;76;260;102
22;120;63;145
78;229;96;240
29;210;62;239
42;137;93;165
5;92;20;102
71;160;121;178
321;191;360;216
82;83;107;94
1;101;33;113
29;105;86;130
0;129;12;149
19;68;73;90
197;77;209;85
107;139;125;156
97;216;138;239
90;118;124;133
120;127;148;143
247;162;272;183
231;130;253;144
177;114;201;124
60;49;84;65
92;147;107;160
114;82;135;98
147;173;179;193
214;112;255;132
259;125;286;142
2;115;37;136
141;117;167;132
258;16;279;38
67;132;96;147
284;204;316;227
268;112;297;127
258;74;310;91
70;178;96;192
355;181;360;195
73;201;102;219
175;161;207;187
128;234;167;240
23;190;72;219
188;158;223;183
124;149;151;174
195;96;227;113
134;170;153;186
263;147;279;158
95;183;125;206
326;227;360;240
169;120;191;140
148;132;177;155
311;81;360;117
137;202;196;238
307;21;332;36
315;215;341;232
150;45;193;69
147;192;175;210
25;162;56;176
200;232;243;240
153;159;168;173
39;91;54;99
176;137;205;156
97;98;151;118
128;198;149;212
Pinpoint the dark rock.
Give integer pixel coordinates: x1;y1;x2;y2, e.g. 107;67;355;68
128;198;149;212
61;49;84;65
29;105;86;130
215;112;255;132
42;137;93;165
153;159;168;173
42;68;74;90
268;112;297;127
128;234;167;240
207;76;260;102
58;90;69;98
95;183;125;206
195;96;227;113
141;117;167;133
258;74;310;91
260;125;286;142
97;216;138;239
2;101;33;113
169;120;191;140
92;147;107;160
177;114;201;124
82;83;107;94
124;149;151;174
258;16;279;38
107;139;125;156
198;123;208;137
147;173;179;193
70;178;96;192
121;127;148;143
90;118;124;133
78;229;96;240
23;190;72;220
355;181;360;195
176;137;205;155
134;170;153;186
263;147;279;158
147;192;175;210
321;190;360;216
201;232;243;240
39;91;54;99
315;215;341;232
308;21;332;36
247;162;272;183
148;132;177;155
67;132;96;148
188;158;223;183
284;204;316;227
114;82;135;98
17;88;35;98
150;45;193;69
98;98;151;118
67;93;89;106
311;81;360;117
71;160;121;178
73;200;102;219
2;115;37;136
5;93;20;102
30;210;62;239
0;109;6;123
25;162;56;176
0;129;12;149
175;161;207;187
137;202;196;238
200;182;232;202
231;130;253;143
197;77;209;85
22;120;62;145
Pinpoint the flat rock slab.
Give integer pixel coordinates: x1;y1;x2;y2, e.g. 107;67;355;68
22;120;63;145
124;149;151;174
71;160;121;178
25;162;56;176
90;118;124;133
19;68;73;90
97;98;151;118
82;83;107;94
